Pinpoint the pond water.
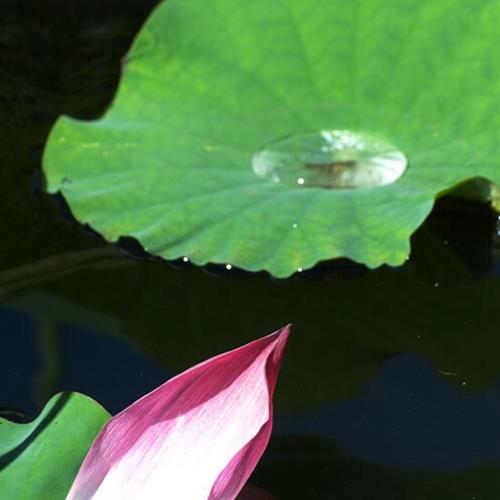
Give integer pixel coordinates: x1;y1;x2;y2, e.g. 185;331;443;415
2;2;500;498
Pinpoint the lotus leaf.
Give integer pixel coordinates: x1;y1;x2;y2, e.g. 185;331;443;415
0;393;109;499
44;0;500;277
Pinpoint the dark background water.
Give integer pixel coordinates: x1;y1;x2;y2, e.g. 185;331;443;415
2;1;500;498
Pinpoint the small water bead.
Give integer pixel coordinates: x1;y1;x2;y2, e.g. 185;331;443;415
225;264;232;270
252;130;408;189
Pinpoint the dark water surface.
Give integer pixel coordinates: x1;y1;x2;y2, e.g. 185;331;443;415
2;2;500;498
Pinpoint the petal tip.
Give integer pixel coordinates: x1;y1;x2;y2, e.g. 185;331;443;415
269;324;291;342
266;324;290;371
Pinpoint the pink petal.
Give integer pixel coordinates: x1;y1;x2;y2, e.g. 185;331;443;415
67;325;290;500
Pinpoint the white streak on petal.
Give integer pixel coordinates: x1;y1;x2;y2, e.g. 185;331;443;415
91;350;271;500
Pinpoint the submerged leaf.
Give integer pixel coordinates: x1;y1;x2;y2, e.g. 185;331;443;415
0;393;110;499
67;326;289;500
43;0;500;277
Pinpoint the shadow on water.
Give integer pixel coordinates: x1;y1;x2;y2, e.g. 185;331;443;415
0;0;159;272
255;435;500;500
1;1;500;498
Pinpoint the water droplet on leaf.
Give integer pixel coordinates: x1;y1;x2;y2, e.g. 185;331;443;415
252;130;407;189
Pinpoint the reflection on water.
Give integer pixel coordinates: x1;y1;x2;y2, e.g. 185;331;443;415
2;297;500;499
278;354;500;471
0;299;168;416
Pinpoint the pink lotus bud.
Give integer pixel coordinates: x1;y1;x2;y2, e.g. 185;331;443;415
67;326;290;500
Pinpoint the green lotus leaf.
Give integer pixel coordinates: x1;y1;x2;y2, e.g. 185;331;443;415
43;0;500;277
0;393;110;499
